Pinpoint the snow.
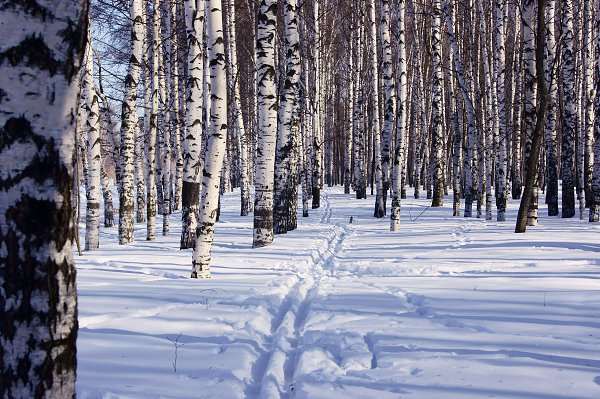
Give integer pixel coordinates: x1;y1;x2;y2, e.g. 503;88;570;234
76;187;600;398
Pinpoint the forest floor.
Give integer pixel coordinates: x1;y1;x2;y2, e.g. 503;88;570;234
76;187;600;399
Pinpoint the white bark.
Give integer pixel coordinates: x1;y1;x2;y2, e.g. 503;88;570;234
380;0;395;205
0;1;86;394
181;0;205;248
495;0;509;221
370;0;385;218
561;0;577;218
274;0;301;234
191;0;229;278
83;42;102;251
253;0;278;248
119;0;144;244
146;0;160;241
390;0;406;231
431;0;444;207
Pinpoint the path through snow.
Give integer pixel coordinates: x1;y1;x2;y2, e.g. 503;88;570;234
77;188;600;398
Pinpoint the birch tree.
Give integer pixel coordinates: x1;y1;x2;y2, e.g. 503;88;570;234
181;0;205;249
119;0;144;244
191;0;229;278
544;0;559;217
370;0;385;218
274;0;301;234
83;41;102;250
253;0;278;248
146;0;160;241
561;0;577;218
227;0;252;217
442;0;477;217
431;0;444;207
391;0;407;231
591;0;600;222
0;1;87;394
520;0;538;226
380;0;395;206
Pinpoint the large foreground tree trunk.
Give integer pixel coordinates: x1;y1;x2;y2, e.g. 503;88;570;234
0;1;88;395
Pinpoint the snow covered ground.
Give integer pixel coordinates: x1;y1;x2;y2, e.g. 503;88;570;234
76;187;600;398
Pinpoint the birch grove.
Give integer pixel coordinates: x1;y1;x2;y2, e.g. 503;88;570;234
11;0;597;280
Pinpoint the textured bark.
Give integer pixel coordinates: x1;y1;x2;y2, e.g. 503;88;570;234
191;0;229;278
100;164;114;227
583;0;595;218
83;42;102;250
431;0;444;207
353;13;367;200
181;0;204;249
370;0;385;218
521;0;538;227
146;0;160;241
119;0;144;244
171;0;183;213
134;118;146;223
311;0;322;209
380;0;395;207
160;0;172;236
516;0;548;233
253;0;278;248
274;0;301;235
390;0;406;231
561;0;577;219
478;0;493;221
0;1;87;395
591;0;600;222
442;0;477;218
226;0;252;217
544;0;559;217
494;0;508;222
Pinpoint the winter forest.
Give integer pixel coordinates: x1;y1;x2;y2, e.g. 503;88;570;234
1;0;600;397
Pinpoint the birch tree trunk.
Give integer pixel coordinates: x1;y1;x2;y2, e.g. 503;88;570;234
100;164;115;227
591;0;600;222
0;1;87;394
353;11;367;200
274;0;301;234
312;0;323;209
380;0;395;207
521;0;538;226
544;0;559;217
134;117;147;223
171;0;183;213
561;0;577;218
493;1;507;221
227;0;252;217
83;41;102;251
478;0;493;221
146;0;160;241
390;0;406;231
370;0;385;218
516;0;548;233
161;0;172;236
431;0;444;207
583;0;595;217
191;0;229;278
181;0;204;249
119;0;144;244
253;0;278;248
442;0;478;217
